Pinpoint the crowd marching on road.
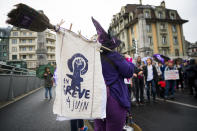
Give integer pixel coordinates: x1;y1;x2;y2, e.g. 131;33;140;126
124;55;197;107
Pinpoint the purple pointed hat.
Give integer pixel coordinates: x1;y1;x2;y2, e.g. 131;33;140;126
91;17;121;49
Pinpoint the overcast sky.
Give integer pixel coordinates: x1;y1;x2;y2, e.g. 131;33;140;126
0;0;196;42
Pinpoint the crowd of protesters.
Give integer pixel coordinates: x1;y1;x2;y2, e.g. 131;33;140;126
125;55;197;106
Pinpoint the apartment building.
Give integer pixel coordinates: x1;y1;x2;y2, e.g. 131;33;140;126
9;27;56;69
109;1;188;58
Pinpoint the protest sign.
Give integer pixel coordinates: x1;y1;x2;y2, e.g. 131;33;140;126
165;70;179;80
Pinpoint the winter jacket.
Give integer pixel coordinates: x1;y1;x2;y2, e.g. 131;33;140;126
143;65;158;82
101;51;134;109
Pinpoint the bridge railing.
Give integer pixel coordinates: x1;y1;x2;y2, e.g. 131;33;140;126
0;63;43;102
0;63;36;75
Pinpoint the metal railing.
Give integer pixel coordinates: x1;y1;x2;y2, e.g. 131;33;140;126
0;63;36;76
0;63;43;102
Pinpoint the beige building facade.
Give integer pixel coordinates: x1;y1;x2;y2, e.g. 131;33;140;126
9;27;56;69
109;1;188;58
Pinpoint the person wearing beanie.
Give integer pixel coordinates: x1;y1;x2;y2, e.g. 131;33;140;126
164;60;177;99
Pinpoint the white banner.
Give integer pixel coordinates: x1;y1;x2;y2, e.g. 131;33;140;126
53;28;106;119
165;70;179;80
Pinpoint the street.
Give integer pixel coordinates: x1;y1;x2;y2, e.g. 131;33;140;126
0;88;197;131
131;90;197;131
0;88;71;131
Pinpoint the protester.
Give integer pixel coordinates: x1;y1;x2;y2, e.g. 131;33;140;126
158;77;166;98
70;120;88;131
175;60;184;91
124;54;133;99
92;17;134;131
156;62;163;78
182;60;188;89
133;56;145;105
185;59;197;98
43;67;53;99
155;62;163;96
143;58;158;102
164;60;177;99
160;60;168;80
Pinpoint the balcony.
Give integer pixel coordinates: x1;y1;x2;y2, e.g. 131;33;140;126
46;35;56;41
47;51;55;54
19;34;37;38
19;50;35;54
160;29;167;32
46;43;55;47
19;43;36;46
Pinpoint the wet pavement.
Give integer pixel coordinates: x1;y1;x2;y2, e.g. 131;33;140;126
131;91;197;131
0;88;196;131
0;88;70;131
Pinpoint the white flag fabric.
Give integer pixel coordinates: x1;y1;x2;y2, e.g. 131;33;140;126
53;28;106;119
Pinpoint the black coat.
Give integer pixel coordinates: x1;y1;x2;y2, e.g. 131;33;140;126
143;65;158;82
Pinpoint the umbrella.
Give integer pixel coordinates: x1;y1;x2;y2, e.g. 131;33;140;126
173;58;183;64
6;3;54;32
36;64;55;79
153;54;164;64
160;55;170;61
141;57;151;65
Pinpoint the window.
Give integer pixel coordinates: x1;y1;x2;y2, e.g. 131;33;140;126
148;36;152;45
21;47;26;51
0;32;3;36
29;47;33;51
122;32;124;39
3;52;7;57
29;39;32;43
29;54;33;59
130;16;133;21
12;39;17;44
173;36;178;45
3;45;7;50
21;39;26;43
22;55;26;59
160;24;165;29
145;11;150;18
162;49;168;55
12;47;17;52
23;32;26;36
131;27;134;33
146;24;151;32
175;49;179;56
172;25;177;33
13;32;18;36
162;36;167;44
171;13;175;20
158;11;163;19
12;55;17;60
0;38;5;43
29;32;32;36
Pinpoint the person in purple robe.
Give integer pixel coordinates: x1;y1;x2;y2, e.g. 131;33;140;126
92;17;134;131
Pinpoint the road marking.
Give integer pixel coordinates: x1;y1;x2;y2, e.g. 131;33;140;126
0;87;43;110
157;98;197;109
